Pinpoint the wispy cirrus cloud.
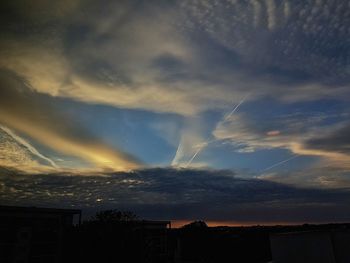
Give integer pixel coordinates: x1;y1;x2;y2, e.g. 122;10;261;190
0;125;58;169
0;126;49;173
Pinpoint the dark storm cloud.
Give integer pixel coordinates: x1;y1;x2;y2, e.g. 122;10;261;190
1;167;350;222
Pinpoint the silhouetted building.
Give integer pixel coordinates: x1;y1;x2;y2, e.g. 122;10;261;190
0;205;81;263
270;230;350;263
68;219;171;263
172;225;272;263
133;220;171;262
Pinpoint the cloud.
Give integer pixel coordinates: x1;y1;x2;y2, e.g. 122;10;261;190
305;123;350;155
1;0;350;177
1;0;350;119
258;166;350;189
172;132;208;168
250;0;262;27
0;125;58;169
0;69;141;171
171;117;210;167
0;126;48;172
1;167;350;222
266;130;281;136
265;0;277;30
213;111;350;169
0;1;208;116
181;0;350;84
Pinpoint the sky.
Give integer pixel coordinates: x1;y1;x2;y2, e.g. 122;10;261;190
1;0;350;225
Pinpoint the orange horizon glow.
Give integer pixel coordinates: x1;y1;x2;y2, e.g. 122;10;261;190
170;220;327;228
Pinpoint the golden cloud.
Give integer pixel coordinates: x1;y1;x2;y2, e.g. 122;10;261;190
0;70;141;171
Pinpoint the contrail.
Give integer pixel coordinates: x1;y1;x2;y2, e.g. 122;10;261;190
223;94;249;122
171;141;182;166
261;154;299;172
185;94;249;167
184;145;205;168
0;125;58;168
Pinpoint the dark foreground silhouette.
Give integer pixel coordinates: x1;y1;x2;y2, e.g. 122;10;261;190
1;206;350;263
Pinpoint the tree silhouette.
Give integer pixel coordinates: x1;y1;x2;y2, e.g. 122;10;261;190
91;209;139;223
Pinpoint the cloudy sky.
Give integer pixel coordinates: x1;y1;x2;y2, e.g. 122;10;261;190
1;0;350;225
